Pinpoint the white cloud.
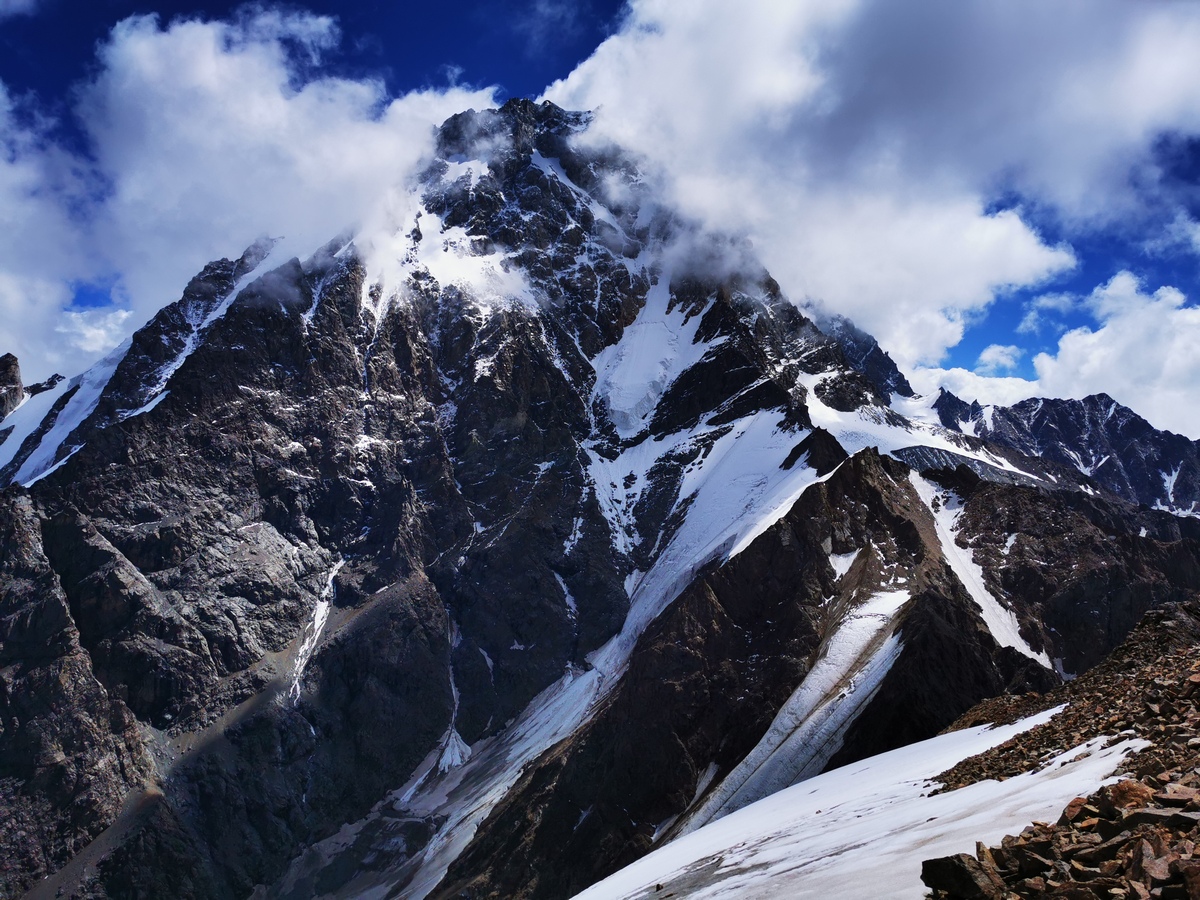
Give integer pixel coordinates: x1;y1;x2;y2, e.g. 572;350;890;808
55;309;134;355
4;0;1200;443
914;272;1200;438
1032;272;1200;437
975;344;1023;376
0;85;99;378
0;0;38;21
906;366;1041;411
1016;292;1078;335
544;0;1200;369
0;9;495;382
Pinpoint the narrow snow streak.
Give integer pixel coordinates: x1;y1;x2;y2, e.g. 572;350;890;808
910;472;1051;667
122;240;288;423
288;560;343;703
681;591;908;833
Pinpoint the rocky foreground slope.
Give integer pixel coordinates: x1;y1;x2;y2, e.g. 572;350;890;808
1;99;1199;899
923;601;1200;899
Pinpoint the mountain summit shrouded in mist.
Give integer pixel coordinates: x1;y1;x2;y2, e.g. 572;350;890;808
3;98;1200;899
5;1;1200;437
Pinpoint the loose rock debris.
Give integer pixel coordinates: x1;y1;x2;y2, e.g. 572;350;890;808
924;602;1200;899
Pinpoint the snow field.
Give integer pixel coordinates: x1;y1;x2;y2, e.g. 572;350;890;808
573;708;1146;900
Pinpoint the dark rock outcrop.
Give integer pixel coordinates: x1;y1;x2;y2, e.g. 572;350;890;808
818;313;915;401
0;353;22;418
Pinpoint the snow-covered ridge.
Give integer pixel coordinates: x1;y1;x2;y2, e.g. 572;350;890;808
0;238;291;488
1;340;130;487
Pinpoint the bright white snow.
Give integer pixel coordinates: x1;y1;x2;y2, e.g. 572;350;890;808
590;266;721;438
288;559;343;703
574;708;1145;900
828;549;859;580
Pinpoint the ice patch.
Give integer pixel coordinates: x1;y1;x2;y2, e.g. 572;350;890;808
1163;466;1181;505
829;550;858;580
437;730;472;773
564;516;585;554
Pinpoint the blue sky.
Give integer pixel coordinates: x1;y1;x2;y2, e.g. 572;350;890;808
0;0;625;117
2;0;1200;435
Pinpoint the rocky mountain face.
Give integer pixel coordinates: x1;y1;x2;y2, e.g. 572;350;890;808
0;353;22;420
1;99;1198;900
934;388;1200;515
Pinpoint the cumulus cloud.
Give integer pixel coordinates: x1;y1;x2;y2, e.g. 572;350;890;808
1032;273;1200;437
0;85;97;378
0;9;494;381
544;0;1200;369
975;344;1023;376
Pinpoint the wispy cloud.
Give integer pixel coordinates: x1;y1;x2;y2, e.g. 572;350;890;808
511;0;588;56
0;0;39;22
1016;292;1077;335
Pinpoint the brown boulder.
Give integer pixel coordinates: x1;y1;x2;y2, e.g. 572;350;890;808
921;853;1005;898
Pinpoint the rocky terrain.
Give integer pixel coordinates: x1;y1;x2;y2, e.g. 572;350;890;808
1;98;1199;899
923;601;1200;899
